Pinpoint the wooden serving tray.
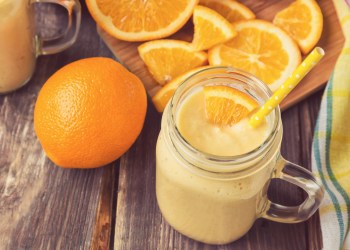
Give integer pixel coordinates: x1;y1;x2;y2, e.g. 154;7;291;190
98;0;344;110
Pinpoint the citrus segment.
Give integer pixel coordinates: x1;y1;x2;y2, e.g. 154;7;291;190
208;20;301;92
152;66;212;112
200;0;255;23
138;40;208;85
192;5;237;51
86;0;199;41
273;0;323;55
34;58;147;168
204;85;259;126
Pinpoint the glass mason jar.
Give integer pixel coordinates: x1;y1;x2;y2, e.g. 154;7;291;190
155;67;324;245
0;0;81;93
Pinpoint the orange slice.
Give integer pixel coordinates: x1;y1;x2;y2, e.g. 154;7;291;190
152;66;213;112
86;0;199;42
208;20;301;92
192;5;237;51
273;0;323;55
204;85;259;126
138;40;208;85
200;0;255;23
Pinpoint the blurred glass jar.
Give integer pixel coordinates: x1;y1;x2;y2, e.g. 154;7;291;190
0;0;81;93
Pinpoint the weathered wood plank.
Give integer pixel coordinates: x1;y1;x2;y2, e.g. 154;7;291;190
299;90;324;250
0;3;116;249
114;100;162;250
91;164;117;250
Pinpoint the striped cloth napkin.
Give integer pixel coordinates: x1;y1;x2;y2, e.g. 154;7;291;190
311;0;350;249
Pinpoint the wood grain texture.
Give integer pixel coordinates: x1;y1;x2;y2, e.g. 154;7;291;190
299;91;324;250
114;100;162;250
0;3;115;249
91;165;117;250
98;0;343;111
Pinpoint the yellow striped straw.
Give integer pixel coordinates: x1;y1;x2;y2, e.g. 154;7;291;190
249;47;325;128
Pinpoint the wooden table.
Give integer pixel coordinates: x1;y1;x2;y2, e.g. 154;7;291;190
0;2;324;249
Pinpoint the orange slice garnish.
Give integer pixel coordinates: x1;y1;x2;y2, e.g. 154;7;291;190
204;85;259;126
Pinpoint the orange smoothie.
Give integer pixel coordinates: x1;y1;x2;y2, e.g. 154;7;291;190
156;66;324;244
156;85;281;244
177;89;268;156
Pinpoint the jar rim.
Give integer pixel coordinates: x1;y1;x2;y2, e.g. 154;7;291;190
168;66;281;174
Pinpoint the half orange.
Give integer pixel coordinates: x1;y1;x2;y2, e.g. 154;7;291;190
86;0;199;41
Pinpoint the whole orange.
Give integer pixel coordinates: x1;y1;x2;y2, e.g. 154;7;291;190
34;57;147;168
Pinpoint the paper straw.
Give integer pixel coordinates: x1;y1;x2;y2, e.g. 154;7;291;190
249;47;325;128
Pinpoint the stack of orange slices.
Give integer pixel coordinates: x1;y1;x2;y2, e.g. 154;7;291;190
86;0;323;120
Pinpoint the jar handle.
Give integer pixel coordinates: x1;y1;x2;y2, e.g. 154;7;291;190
31;0;81;55
262;157;324;223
